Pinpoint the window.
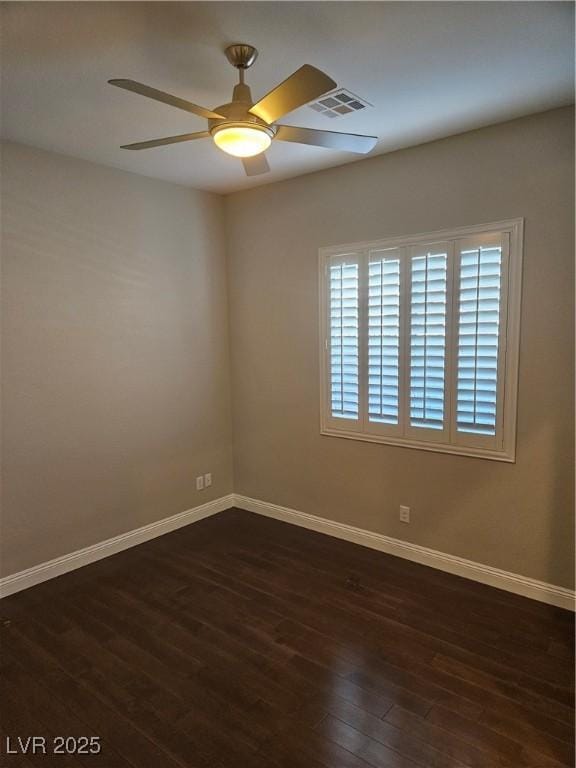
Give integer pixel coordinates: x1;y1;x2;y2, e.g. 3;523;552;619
319;219;523;461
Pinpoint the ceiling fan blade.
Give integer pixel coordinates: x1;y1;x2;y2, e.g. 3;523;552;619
249;65;336;124
242;154;270;176
109;79;224;120
120;131;210;150
275;125;377;154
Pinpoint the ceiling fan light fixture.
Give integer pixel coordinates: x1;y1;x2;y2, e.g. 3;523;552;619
212;123;273;157
110;48;378;174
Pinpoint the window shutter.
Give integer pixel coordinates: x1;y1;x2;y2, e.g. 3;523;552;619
409;248;448;433
328;257;360;420
320;220;521;461
456;245;503;437
368;250;401;426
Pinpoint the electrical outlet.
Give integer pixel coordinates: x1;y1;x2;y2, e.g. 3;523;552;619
204;472;212;488
399;505;410;523
196;476;204;491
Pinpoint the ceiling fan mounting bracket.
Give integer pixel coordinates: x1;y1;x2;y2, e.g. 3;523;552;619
225;44;258;71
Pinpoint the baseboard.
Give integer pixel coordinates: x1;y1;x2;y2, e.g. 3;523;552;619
0;494;235;599
3;492;573;611
233;494;575;612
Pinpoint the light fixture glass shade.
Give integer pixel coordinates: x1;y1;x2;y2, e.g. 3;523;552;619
213;125;272;157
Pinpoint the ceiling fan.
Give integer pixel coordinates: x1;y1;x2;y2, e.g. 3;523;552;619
109;44;378;176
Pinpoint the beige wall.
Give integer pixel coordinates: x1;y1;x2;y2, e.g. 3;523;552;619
2;108;574;589
1;142;233;576
225;107;575;589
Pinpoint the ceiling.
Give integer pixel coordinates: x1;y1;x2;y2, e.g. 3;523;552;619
1;2;573;194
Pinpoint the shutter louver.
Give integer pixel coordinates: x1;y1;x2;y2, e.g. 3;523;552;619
409;251;448;430
456;246;502;436
368;253;400;425
329;260;359;419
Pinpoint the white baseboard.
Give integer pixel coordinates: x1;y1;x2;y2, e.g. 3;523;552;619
0;494;235;599
2;492;573;611
233;494;576;612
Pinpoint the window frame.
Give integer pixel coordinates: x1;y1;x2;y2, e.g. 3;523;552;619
319;218;524;462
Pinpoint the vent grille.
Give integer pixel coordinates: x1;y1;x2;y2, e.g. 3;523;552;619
308;89;371;119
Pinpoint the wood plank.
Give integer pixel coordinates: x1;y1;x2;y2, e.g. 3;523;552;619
1;508;573;768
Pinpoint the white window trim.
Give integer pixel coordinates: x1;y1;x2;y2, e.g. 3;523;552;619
319;218;524;462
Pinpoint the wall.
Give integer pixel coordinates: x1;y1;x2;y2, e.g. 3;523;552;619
225;107;575;589
1;142;233;576
2;109;573;590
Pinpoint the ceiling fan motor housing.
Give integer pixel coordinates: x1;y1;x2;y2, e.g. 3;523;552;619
208;83;276;141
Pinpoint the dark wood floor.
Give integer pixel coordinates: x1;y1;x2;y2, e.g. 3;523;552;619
1;508;574;768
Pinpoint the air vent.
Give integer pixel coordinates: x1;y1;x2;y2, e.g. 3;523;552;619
308;89;371;119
